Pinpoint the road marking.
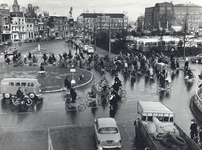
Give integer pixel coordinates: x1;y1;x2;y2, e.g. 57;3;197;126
0;113;7;115
18;112;32;115
48;127;54;150
44;110;56;113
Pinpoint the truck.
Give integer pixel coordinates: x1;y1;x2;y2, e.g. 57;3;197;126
134;101;201;150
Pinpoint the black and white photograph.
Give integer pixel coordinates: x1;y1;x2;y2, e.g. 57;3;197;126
0;0;202;149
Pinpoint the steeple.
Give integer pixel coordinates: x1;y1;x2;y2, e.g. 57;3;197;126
13;0;18;5
12;0;20;12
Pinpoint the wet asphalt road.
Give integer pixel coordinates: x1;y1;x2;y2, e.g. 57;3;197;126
0;40;201;150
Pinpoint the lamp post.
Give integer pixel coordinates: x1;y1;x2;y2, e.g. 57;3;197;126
70;65;76;86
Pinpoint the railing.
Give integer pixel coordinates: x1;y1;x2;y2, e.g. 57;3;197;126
194;82;202;112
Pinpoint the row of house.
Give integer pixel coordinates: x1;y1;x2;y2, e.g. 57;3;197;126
0;1;71;45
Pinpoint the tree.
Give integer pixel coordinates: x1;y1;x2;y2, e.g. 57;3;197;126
46;16;54;28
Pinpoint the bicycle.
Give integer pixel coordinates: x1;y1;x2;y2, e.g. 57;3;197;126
61;88;86;104
157;77;172;91
65;100;86;111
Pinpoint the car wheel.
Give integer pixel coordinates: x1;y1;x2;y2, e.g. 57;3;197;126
5;98;11;105
29;93;36;99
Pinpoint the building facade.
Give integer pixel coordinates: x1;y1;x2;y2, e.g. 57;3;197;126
144;2;202;34
77;13;128;39
0;4;12;44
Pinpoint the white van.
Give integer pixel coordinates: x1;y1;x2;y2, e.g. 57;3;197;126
0;78;42;104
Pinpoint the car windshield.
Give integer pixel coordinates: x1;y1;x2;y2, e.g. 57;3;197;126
98;127;118;134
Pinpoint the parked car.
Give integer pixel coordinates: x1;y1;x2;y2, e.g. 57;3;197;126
87;46;94;54
4;39;12;45
83;45;89;52
185;40;198;48
94;118;122;149
191;54;202;63
24;38;34;43
55;36;63;40
189;37;202;46
4;47;18;55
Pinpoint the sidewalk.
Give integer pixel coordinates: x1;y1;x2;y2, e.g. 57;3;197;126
0;65;93;93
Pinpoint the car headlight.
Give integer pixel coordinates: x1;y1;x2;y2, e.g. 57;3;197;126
5;94;10;98
114;140;119;143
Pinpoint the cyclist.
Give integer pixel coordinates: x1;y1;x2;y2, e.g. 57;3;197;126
184;58;189;72
70;87;77;103
99;72;109;92
39;63;44;71
187;69;194;79
109;91;119;111
112;75;122;95
159;70;166;88
64;76;71;90
91;82;98;98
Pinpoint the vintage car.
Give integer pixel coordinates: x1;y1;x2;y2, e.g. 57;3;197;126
94;118;122;149
83;45;89;52
4;47;18;55
87;46;94;54
191;54;202;63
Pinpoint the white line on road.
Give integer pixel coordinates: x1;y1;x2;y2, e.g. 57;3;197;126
18;112;32;115
44;110;56;113
0;113;7;115
48;127;54;150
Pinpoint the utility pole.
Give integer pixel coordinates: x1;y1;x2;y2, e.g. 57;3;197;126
109;18;111;56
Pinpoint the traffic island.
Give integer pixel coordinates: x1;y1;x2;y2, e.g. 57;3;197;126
1;66;93;93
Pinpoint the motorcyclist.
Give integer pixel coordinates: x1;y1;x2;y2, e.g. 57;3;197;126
16;87;24;99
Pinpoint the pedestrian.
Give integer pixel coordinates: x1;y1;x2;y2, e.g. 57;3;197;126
190;119;198;140
64;76;71;89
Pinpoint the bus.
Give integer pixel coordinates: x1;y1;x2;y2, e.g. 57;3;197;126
134;36;180;52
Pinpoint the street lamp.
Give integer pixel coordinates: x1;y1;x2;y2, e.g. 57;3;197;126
70;65;76;85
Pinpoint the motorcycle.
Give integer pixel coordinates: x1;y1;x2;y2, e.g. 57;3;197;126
12;95;33;110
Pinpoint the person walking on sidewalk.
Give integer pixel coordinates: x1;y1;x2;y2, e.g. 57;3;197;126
190;119;198;140
64;76;71;90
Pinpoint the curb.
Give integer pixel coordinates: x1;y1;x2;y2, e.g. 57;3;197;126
43;68;94;94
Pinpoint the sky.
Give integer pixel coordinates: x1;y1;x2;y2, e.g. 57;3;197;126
2;0;202;21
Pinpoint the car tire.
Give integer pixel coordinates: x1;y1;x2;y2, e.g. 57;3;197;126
5;98;11;105
29;92;36;99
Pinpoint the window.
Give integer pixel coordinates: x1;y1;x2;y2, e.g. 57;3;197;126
21;82;26;86
28;83;34;87
9;82;14;86
15;82;20;86
98;127;118;134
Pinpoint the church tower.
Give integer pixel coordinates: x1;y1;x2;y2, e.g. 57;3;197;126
12;0;20;12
